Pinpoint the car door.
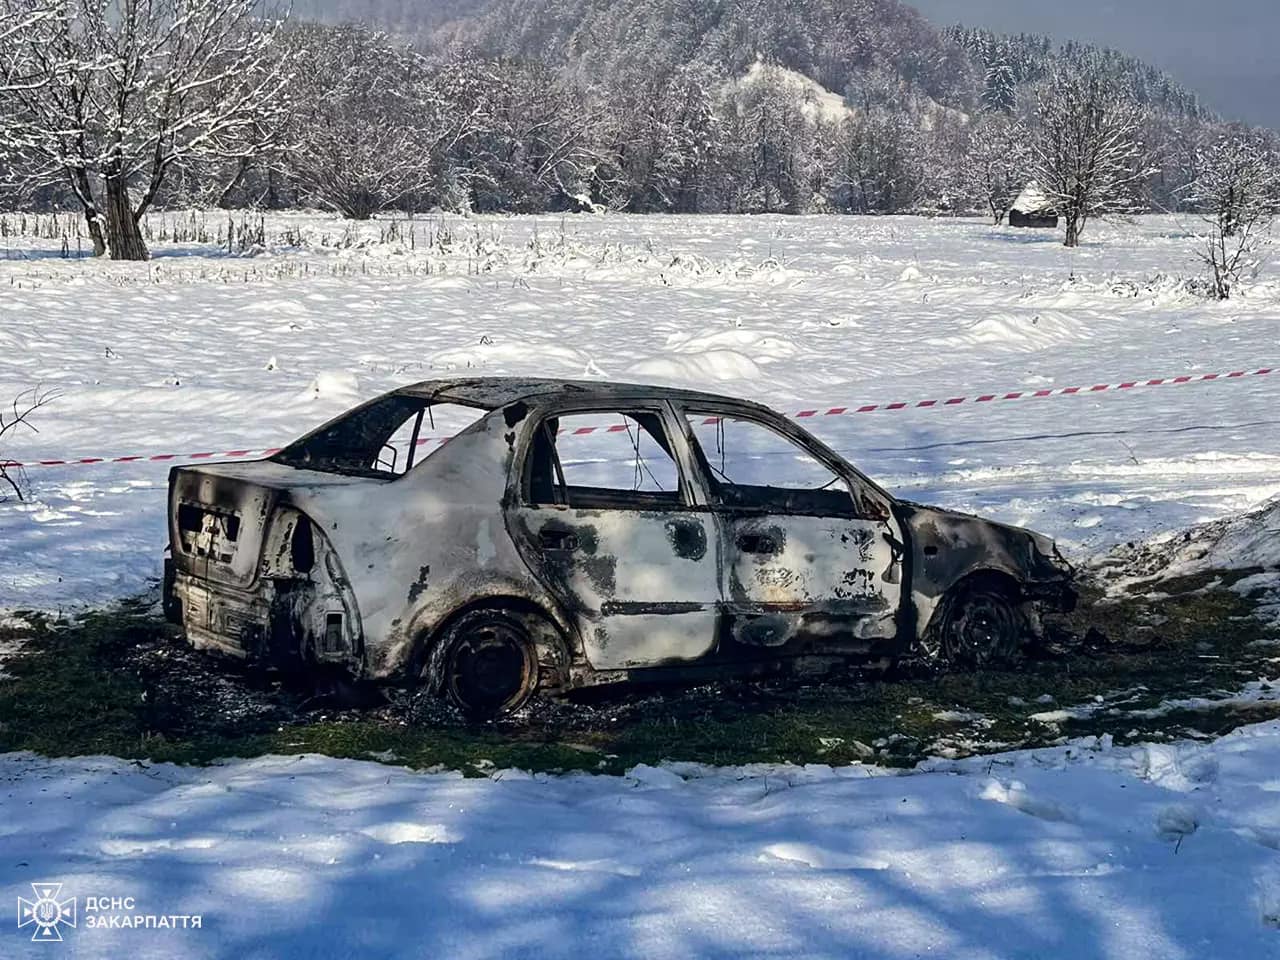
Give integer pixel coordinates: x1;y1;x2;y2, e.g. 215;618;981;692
506;402;722;671
677;405;905;653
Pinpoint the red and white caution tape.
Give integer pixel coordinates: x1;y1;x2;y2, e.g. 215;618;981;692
2;366;1274;470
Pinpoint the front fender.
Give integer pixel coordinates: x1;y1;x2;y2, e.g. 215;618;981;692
896;502;1074;638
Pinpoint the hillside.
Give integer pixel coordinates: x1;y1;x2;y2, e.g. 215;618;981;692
290;0;1210;123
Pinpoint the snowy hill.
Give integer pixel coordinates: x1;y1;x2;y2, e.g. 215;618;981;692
737;62;853;124
291;0;1211;125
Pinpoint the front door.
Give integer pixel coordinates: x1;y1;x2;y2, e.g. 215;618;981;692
508;405;721;670
679;408;904;653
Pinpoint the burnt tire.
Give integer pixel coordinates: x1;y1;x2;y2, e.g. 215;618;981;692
438;610;538;719
922;584;1028;669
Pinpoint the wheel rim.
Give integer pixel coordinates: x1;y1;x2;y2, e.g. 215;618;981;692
445;619;534;716
947;594;1018;666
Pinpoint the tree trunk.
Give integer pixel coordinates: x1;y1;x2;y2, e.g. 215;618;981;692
104;176;150;261
1064;215;1081;248
216;159;250;210
65;168;108;256
85;213;107;257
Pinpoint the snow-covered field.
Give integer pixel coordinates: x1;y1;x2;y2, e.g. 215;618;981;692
1;212;1278;607
4;722;1280;958
2;211;1279;958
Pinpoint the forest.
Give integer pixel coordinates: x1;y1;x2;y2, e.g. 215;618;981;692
1;0;1275;263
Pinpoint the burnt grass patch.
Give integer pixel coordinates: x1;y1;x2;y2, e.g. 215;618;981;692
1;574;1277;776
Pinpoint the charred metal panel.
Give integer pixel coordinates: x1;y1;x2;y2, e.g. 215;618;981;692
167;411;561;680
172;576;270;659
171;498;363;669
509;506;720;670
721;514;902;648
898;502;1074;636
169;465;282;590
284;411;565;679
396;377;782;420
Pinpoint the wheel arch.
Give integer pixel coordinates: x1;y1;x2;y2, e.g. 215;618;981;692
914;566;1027;639
413;594;575;695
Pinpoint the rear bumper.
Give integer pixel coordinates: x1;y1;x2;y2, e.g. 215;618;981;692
168;567;365;675
170;571;270;660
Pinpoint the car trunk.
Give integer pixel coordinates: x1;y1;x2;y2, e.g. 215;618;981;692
168;460;377;590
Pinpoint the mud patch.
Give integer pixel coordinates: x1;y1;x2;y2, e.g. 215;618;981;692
1;559;1277;774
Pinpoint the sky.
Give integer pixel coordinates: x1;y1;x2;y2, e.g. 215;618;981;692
909;0;1280;129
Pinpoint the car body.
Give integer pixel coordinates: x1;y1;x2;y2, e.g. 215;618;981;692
165;378;1075;714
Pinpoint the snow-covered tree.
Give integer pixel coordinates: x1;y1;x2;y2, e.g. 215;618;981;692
593;67;717;213
964;113;1033;223
462;61;606;213
982;62;1018;114
1142;113;1211;213
0;4;44;93
0;0;1255;224
1032;66;1154;247
1192;134;1279;299
0;0;290;259
827;110;923;214
282;25;494;218
716;65;824;214
826;69;926;214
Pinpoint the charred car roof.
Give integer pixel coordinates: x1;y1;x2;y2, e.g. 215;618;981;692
394;377;775;412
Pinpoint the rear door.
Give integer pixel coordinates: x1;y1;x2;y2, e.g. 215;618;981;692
676;406;904;653
506;403;722;670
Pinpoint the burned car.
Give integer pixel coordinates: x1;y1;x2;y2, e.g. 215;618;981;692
165;378;1075;716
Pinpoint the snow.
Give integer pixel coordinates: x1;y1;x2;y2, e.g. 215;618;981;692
2;212;1278;610
1095;496;1280;623
740;61;852;123
1012;181;1054;214
2;210;1280;956
4;722;1280;957
1165;498;1280;575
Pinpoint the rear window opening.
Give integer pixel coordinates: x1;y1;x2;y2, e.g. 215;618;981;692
272;397;485;478
683;412;863;517
524;409;684;509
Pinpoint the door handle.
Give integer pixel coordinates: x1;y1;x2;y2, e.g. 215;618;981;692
539;529;579;552
736;533;780;555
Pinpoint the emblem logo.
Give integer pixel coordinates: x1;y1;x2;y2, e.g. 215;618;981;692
18;883;77;942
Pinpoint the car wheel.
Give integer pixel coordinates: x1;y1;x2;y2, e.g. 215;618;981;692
439;610;538;719
924;585;1026;669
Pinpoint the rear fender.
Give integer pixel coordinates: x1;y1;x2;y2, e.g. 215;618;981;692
260;507;364;670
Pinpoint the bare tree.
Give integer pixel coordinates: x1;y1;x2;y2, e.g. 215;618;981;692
0;386;57;502
1193;134;1279;299
464;61;610;213
0;4;42;89
964;113;1032;224
0;2;52;162
280;25;493;219
1033;66;1155;247
0;0;291;260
